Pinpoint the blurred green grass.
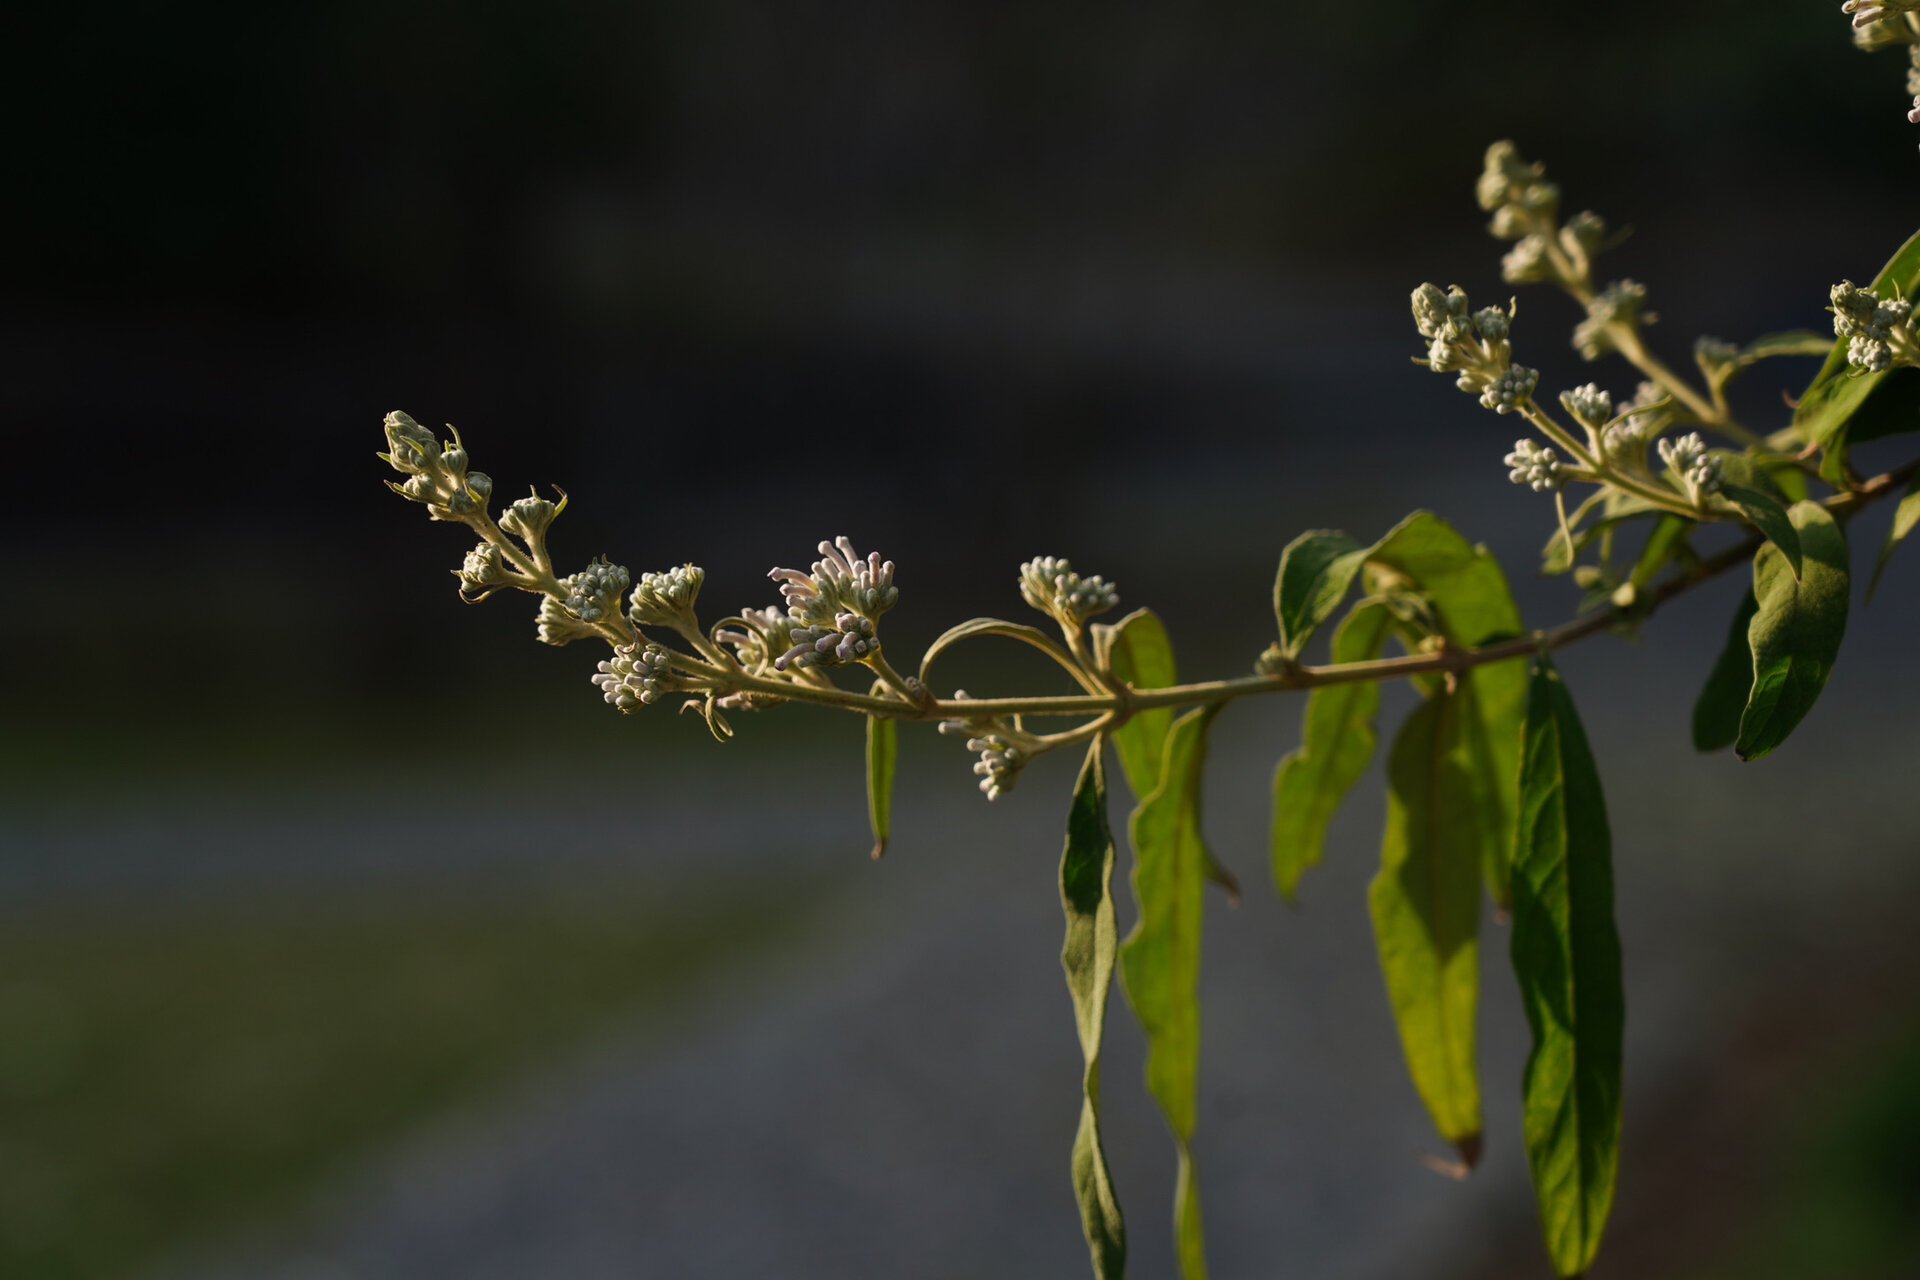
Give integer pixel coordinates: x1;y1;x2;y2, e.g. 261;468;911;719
0;881;821;1280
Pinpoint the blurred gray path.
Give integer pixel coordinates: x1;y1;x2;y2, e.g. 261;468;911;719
126;611;1920;1278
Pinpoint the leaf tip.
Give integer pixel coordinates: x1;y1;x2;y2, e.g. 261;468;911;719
870;837;888;860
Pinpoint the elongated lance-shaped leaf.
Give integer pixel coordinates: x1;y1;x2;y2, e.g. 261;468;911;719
1369;688;1488;1164
1512;656;1625;1278
1120;704;1222;1279
1735;501;1850;762
1270;599;1393;902
1060;741;1127;1280
1368;511;1528;908
1106;610;1240;903
1795;227;1920;479
1868;474;1920;602
1273;530;1370;658
864;711;897;860
1104;608;1178;800
1691;590;1760;753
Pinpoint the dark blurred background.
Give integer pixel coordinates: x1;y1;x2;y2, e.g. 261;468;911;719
7;2;1920;1277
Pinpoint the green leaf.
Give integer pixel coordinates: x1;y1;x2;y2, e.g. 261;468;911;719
1103;608;1178;801
864;712;897;860
1273;531;1370;658
1690;589;1760;753
1868;474;1920;602
1060;741;1128;1280
1719;484;1802;580
1540;491;1612;576
1794;228;1920;473
1512;656;1625;1278
1106;610;1240;904
1735;501;1850;761
1368;688;1489;1165
1120;705;1221;1280
1369;512;1529;908
1270;600;1393;902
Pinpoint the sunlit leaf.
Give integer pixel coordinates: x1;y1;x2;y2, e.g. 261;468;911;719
864;711;897;860
1107;610;1239;902
1512;656;1625;1278
1270;600;1393;902
1691;589;1760;753
1719;484;1802;581
1736;501;1850;762
1273;531;1370;658
1120;705;1221;1279
1369;512;1528;908
1059;742;1127;1280
1369;689;1488;1165
1103;609;1178;800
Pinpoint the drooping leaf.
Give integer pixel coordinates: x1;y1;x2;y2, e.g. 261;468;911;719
1060;741;1127;1280
1369;689;1488;1165
1273;531;1370;658
1106;610;1240;903
1511;656;1625;1278
1868;474;1920;602
1270;600;1393;902
1794;227;1920;476
1103;608;1178;800
1369;512;1528;908
1690;589;1760;753
1735;501;1850;762
1120;705;1221;1279
864;711;897;860
1719;484;1802;581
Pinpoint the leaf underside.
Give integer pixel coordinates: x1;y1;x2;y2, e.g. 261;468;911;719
1060;743;1127;1280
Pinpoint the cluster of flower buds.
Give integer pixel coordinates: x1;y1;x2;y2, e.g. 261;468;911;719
1410;283;1540;415
629;564;706;629
1658;432;1723;504
1559;383;1613;432
937;697;1029;801
1477;143;1610;290
1831;280;1916;373
1572;280;1652;361
559;557;631;625
776;613;879;670
499;492;563;548
455;543;510;599
380;412;495;520
536;596;600;647
591;642;679;713
1018;556;1120;628
1504;439;1565;492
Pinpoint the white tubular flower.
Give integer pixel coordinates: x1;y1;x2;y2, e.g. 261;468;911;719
1504;439;1565;493
770;536;898;629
